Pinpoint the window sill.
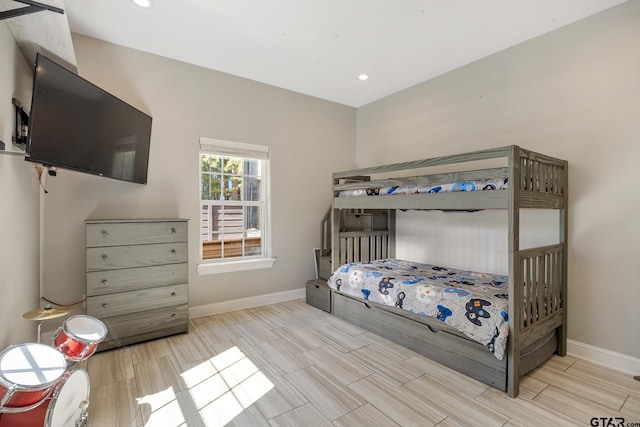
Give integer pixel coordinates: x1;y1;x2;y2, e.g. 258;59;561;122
197;257;276;275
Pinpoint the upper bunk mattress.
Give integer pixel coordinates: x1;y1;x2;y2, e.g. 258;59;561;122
338;177;508;198
327;259;509;360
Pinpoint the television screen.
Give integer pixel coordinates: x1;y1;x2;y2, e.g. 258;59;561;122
26;54;152;184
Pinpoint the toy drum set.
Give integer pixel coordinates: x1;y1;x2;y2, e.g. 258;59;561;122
0;312;107;427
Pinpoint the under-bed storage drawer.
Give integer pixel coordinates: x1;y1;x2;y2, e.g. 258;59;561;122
332;291;506;390
306;279;332;313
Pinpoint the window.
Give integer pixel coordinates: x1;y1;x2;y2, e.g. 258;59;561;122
199;138;273;273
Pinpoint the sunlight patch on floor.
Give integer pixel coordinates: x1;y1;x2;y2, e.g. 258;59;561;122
137;386;187;427
138;346;274;426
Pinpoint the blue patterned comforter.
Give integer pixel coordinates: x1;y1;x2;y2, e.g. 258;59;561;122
327;259;509;360
338;178;508;198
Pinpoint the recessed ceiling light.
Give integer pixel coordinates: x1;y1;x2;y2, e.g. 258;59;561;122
358;74;370;81
132;0;153;8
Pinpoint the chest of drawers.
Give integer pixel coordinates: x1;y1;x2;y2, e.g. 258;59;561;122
85;219;189;351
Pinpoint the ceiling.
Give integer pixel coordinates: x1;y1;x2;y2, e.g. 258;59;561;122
33;0;633;107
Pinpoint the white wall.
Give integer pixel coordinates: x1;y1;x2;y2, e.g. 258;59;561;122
40;35;356;327
0;23;42;348
356;1;640;359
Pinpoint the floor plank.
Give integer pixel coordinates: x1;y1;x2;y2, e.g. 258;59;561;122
475;388;582;427
348;342;423;386
248;363;308;420
403;354;489;398
134;355;186;397
622;395;640;420
228;318;280;346
257;338;314;376
303;344;374;386
274;324;327;352
268;402;334;427
311;324;368;353
285;365;366;420
332;403;401;427
403;374;508;426
87;346;134;388
527;365;628;411
348;373;447;426
191;315;240;343
565;359;640;399
89;378;142;427
533;385;639;425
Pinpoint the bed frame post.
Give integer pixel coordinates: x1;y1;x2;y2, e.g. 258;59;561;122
507;145;522;398
331;176;340;275
388;210;396;258
558;159;569;356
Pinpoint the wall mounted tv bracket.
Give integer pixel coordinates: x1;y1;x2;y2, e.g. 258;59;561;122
0;0;64;21
12;97;28;149
0;98;30;156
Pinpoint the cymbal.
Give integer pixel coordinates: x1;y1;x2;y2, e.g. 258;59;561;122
23;305;70;321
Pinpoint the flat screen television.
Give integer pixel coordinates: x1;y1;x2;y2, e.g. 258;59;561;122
26;54;152;184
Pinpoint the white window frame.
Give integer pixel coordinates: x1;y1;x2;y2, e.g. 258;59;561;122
197;137;275;275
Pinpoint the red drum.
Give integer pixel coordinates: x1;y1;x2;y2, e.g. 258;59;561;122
53;315;107;362
0;343;66;412
0;369;90;427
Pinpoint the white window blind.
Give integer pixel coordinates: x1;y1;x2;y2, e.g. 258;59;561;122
200;137;269;160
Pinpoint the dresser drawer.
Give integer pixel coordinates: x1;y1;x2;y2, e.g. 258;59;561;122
86;220;187;248
87;263;188;296
99;304;189;343
87;284;188;318
86;242;188;271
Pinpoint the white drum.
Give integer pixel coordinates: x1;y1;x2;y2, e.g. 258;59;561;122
53;315;108;362
0;343;67;413
0;369;90;427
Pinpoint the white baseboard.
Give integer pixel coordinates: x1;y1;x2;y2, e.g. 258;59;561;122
567;339;640;375
189;287;306;319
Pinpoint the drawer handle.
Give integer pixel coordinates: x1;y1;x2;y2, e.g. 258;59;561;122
171;292;177;297
171;227;176;235
426;324;439;334
314;285;320;289
171;249;177;255
171;314;177;320
102;230;109;238
102;303;110;310
101;280;110;286
102;255;109;262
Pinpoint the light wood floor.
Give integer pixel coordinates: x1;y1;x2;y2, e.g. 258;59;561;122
80;299;640;427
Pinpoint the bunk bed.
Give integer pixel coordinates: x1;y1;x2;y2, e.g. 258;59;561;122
326;145;568;398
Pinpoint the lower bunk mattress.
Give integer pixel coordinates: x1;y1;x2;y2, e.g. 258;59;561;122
327;259;510;360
